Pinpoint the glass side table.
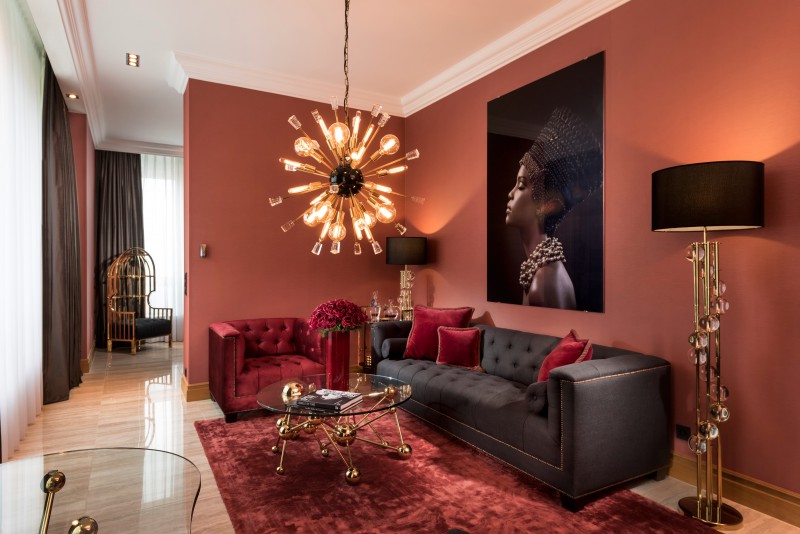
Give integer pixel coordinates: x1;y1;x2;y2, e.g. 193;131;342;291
0;448;200;533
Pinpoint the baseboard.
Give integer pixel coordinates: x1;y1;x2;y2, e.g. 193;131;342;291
181;376;210;402
669;453;800;527
80;341;96;373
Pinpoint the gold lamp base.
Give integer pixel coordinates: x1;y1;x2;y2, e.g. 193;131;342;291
678;496;743;526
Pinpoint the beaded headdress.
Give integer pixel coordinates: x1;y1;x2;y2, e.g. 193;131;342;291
519;107;602;234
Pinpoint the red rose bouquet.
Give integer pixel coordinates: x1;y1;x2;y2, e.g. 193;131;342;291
309;299;368;336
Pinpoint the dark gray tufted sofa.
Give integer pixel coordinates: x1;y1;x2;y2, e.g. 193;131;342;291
371;321;671;510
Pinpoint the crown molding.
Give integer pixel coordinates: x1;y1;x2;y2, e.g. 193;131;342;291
173;51;405;116
57;0;106;146
167;52;189;94
401;0;629;116
98;137;183;158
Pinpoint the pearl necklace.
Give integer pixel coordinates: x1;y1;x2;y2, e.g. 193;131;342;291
519;237;566;288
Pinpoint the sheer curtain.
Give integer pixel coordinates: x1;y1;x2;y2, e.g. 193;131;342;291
141;154;184;341
0;0;45;460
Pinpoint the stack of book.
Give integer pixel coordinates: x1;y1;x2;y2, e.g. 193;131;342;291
293;389;363;412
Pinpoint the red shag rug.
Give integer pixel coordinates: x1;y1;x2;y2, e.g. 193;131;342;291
195;411;712;534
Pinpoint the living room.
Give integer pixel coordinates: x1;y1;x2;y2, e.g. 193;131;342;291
2;0;799;532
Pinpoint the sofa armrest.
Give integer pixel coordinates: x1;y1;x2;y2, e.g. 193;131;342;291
371;321;412;361
209;322;245;376
548;353;671;497
294;320;323;365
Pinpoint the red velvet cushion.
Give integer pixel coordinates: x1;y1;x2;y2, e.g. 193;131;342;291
436;327;481;368
537;330;593;382
404;305;474;360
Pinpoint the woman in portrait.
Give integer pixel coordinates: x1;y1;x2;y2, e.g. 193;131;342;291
505;107;602;309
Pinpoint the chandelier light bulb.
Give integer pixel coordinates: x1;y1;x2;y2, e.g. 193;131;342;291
363;211;377;228
375;204;396;224
328;122;350;149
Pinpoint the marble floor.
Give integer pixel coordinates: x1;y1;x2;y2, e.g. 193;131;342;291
9;343;797;533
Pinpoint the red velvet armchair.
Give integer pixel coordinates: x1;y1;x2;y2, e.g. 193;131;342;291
209;318;324;422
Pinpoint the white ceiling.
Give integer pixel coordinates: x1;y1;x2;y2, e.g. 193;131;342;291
24;0;628;157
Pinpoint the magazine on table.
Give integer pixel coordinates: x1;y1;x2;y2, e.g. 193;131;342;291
292;389;363;411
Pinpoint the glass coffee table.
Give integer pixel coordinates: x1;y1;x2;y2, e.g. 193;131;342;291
0;447;200;533
256;373;412;484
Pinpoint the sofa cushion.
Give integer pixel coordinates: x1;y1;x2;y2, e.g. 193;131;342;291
436;327;481;368
537;330;593;382
404;306;474;360
235;354;325;396
134;318;171;339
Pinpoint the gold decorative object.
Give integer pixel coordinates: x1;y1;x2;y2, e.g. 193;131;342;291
281;382;304;402
652;161;764;526
69;517;99;534
268;0;423;256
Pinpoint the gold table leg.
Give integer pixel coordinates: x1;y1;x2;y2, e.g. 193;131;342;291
270;392;411;484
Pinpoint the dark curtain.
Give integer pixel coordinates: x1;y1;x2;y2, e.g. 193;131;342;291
42;59;83;404
94;150;144;347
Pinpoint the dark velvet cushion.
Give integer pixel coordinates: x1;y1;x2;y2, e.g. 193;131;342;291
436;327;481;368
404;306;474;360
525;381;548;413
134;318;171;339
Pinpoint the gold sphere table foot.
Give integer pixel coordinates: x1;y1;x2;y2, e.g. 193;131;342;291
678;496;743;526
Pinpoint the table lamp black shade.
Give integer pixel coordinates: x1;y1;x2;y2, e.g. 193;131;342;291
652;161;764;232
386;237;427;265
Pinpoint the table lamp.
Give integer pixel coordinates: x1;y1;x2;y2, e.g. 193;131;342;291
385;236;427;320
652;160;764;526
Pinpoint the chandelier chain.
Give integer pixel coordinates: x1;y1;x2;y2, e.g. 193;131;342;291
343;0;350;125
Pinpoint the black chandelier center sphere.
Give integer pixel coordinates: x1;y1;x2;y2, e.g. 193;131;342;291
330;163;364;197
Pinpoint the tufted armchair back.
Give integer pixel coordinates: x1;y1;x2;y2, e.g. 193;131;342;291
216;318;322;376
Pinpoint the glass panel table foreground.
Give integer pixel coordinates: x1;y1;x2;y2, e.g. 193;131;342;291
0;448;200;533
256;373;413;484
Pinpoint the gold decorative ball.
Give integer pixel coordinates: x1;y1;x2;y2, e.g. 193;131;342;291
333;423;357;445
345;467;361;484
320;447;329;457
281;382;305;402
306;415;323;426
271;445;279;453
384;385;397;399
276;417;286;429
278;424;299;440
276;465;285;475
303;422;317;434
388;406;397;414
397;443;413;458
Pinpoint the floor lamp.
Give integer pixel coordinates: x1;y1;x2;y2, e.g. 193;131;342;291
385;236;427;321
652;160;764;526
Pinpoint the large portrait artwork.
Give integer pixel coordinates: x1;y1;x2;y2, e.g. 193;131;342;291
487;52;604;312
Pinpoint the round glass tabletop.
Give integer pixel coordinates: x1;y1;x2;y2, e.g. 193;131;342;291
0;447;200;533
256;373;412;416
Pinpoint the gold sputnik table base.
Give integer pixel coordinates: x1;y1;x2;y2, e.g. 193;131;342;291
271;390;411;485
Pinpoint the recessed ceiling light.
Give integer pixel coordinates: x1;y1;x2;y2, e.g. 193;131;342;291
126;52;140;67
65;93;80;100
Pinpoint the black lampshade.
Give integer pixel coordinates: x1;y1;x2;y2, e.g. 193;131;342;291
652;161;764;232
386;237;427;265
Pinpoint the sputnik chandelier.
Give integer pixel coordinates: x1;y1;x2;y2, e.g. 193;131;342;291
269;0;423;255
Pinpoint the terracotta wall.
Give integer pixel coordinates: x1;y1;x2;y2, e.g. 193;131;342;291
183;80;404;385
69;112;96;363
405;0;800;493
